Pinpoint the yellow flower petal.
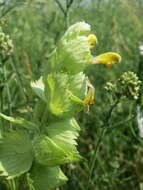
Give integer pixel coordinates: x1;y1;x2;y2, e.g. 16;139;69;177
93;52;121;66
89;44;95;49
89;95;94;105
88;34;98;44
88;34;98;49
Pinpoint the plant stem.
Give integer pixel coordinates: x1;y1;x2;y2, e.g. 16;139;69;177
55;0;74;29
0;57;12;133
11;56;29;103
87;100;119;189
0;78;4;134
3;64;12;129
6;179;16;190
18;174;26;190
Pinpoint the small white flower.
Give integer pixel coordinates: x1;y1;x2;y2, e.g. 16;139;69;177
137;106;143;138
139;45;143;55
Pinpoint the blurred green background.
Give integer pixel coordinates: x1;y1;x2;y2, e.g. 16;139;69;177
0;0;143;189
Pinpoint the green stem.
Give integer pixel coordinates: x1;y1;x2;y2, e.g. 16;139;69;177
65;0;73;29
11;179;16;190
6;179;16;190
87;100;119;189
3;64;12;129
0;57;11;133
55;0;74;29
0;2;16;19
0;83;4;134
18;174;26;190
11;56;29;103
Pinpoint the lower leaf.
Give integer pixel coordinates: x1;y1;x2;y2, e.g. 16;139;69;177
0;130;34;178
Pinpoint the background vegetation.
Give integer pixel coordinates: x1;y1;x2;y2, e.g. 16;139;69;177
0;0;143;189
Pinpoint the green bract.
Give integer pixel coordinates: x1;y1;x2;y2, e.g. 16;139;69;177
57;36;93;74
63;22;91;40
30;164;68;190
44;72;87;118
46;22;93;74
33;119;81;167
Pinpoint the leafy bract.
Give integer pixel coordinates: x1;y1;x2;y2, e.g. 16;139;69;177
47;118;80;153
63;21;91;40
44;73;86;118
33;134;81;167
68;72;87;99
33;135;69;166
57;36;93;74
0;130;34;178
31;77;46;101
31;163;67;190
33;100;48;124
45;22;92;74
45;73;70;117
33;119;81;166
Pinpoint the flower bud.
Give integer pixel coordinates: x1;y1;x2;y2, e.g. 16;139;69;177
118;72;141;100
105;72;141;100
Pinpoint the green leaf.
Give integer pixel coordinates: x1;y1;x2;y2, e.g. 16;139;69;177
0;112;38;131
0;130;34;178
31;163;68;190
33;119;81;166
31;77;46;101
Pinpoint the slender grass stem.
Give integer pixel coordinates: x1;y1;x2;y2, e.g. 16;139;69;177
3;64;12;129
0;78;4;134
0;57;12;133
11;56;29;104
0;3;15;19
7;179;16;190
55;0;74;29
87;100;119;189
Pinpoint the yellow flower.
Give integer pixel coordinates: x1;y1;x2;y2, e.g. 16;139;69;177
93;52;121;66
88;34;98;49
83;79;95;106
89;95;94;105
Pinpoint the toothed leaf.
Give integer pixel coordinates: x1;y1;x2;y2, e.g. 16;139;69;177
33;133;81;167
44;73;85;118
31;77;46;101
47;118;80;153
